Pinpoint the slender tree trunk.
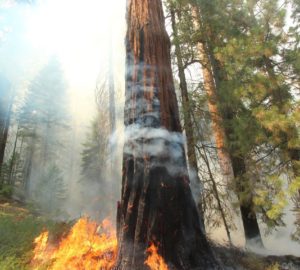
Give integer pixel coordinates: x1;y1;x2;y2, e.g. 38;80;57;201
231;155;262;245
108;38;116;135
108;33;116;167
191;5;263;247
195;139;233;245
0;77;12;186
42;117;51;167
289;149;300;187
115;1;220;269
170;4;205;232
106;14;118;201
24;125;37;195
191;6;234;183
8;126;19;185
0;113;10;177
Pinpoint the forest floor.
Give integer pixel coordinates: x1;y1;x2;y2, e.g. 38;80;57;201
0;196;71;270
0;196;299;270
214;244;300;270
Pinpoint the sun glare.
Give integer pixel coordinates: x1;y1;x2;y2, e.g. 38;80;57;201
25;0;124;89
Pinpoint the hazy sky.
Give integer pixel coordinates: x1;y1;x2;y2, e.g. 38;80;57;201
0;0;126;123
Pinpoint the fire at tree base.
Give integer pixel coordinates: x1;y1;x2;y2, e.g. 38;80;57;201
31;217;170;270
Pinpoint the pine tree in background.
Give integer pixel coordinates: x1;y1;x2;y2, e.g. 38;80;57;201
81;118;109;184
79;114;111;219
213;0;299;231
33;164;66;217
17;57;68;213
194;0;264;246
289;0;300;242
165;0;300;247
166;0;264;246
191;0;299;240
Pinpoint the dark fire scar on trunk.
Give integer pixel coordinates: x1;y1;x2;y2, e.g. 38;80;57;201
114;1;221;269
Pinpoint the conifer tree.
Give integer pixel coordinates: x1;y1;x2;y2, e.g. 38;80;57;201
18;57;68;201
169;0;264;245
115;0;220;269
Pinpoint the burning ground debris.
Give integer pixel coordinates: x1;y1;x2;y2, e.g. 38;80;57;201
31;217;169;270
1;199;300;270
31;217;117;270
30;215;300;270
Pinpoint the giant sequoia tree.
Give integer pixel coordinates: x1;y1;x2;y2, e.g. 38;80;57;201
115;1;219;269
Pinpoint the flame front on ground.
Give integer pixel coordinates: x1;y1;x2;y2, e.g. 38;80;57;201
32;217;117;270
32;218;169;270
145;243;169;270
32;231;49;262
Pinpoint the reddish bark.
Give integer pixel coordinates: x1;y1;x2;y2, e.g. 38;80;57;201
191;5;263;247
115;1;220;269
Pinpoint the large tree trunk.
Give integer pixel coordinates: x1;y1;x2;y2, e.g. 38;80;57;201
115;1;220;269
191;5;263;247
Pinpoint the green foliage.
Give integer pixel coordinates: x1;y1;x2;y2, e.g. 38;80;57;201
0;151;24;189
33;164;66;217
18;57;68;162
81;117;109;183
167;0;300;236
203;0;299;230
19;57;67;132
0;201;70;270
0;184;13;198
266;263;280;270
15;57;70;203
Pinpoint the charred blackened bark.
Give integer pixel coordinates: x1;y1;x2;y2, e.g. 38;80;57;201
115;1;220;269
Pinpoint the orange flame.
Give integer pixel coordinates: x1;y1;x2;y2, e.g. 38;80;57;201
32;231;49;262
32;218;169;270
31;217;117;270
145;243;169;270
